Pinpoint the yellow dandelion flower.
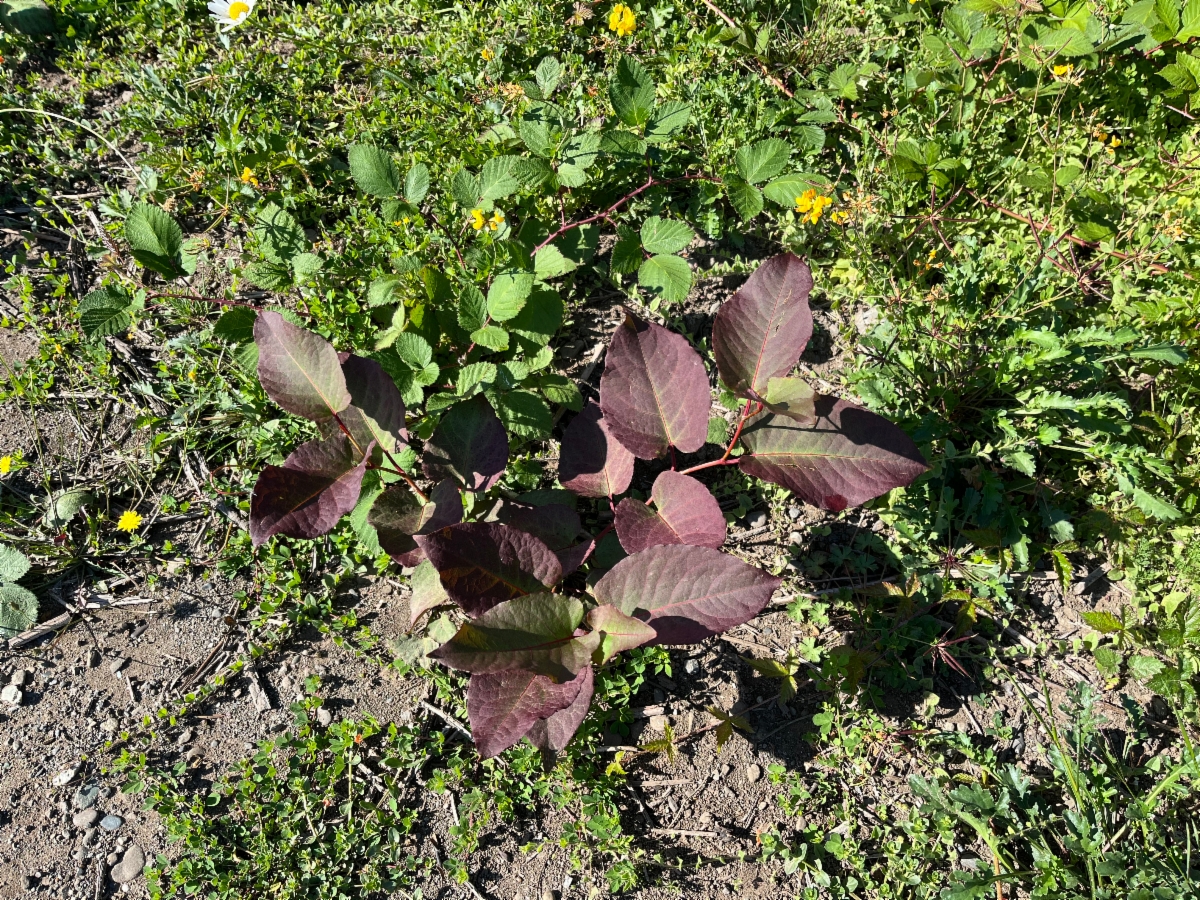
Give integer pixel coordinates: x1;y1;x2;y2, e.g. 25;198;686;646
488;210;505;231
481;48;495;61
609;4;636;37
0;456;11;475
240;166;258;187
469;208;486;230
116;510;143;533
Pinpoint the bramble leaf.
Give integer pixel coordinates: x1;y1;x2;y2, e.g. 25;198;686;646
1081;610;1124;634
735;138;792;184
599;310;711;459
369;479;463;566
348;144;403;197
609;56;656;127
558;401;636;498
422;394;509;491
738;397;929;512
487;272;533;321
712;253;813;397
725;177;764;221
254;311;351;422
467;664;589;759
614;470;727;554
415;522;563;616
405;162;430;203
212;307;257;344
640;216;694;255
645;100;691;143
0;544;31;582
254;202;306;264
0;583;37;637
638;254;692;303
78;286;134;340
593;544;780;644
126;203;187;278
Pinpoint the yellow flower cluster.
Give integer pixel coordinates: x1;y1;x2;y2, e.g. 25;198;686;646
1052;63;1073;78
240;166;258;187
915;247;944;272
794;189;832;224
1093;125;1122;153
469;208;506;231
609;4;635;37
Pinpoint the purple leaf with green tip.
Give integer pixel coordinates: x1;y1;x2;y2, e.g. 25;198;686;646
320;354;406;462
586;604;657;663
712;253;813;397
422;394;509;491
592;544;780;644
430;593;598;681
761;375;816;424
369;479;463;566
738;396;928;512
599;310;711;459
249;434;372;546
415;522;563;616
524;665;594;753
614;470;727;554
558;401;635;498
467;665;589;759
254;311;351;421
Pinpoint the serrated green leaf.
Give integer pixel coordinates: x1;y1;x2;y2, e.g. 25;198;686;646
1132;488;1183;521
213;307;257;344
645;101;690;143
735;138;791;184
534;245;574;281
638;254;693;303
487;272;533;321
640;216;694;255
610;226;643;275
368;275;404;308
471;325;510;351
451;169;480;207
245;259;294;291
404;163;430;204
394;332;433;369
535;55;561;95
458;361;498;395
479;156;521;202
291;253;323;281
726;178;764;221
1081;610;1124;634
254;202;306;264
490;389;553;439
348;145;403;197
1128;653;1166;681
538;373;582;410
126;203;185;277
0;583;37;637
609;55;656;127
457;283;487;332
78;287;133;340
0;544;30;582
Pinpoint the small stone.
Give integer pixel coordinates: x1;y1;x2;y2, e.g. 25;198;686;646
83;827;98;847
746;510;768;529
699;812;712;824
73;782;99;810
185;747;202;761
106;852;120;866
1;684;23;705
10;668;31;687
788;531;801;545
52;766;79;787
720;764;730;777
648;715;669;732
176;728;193;746
316;707;332;727
130;623;148;639
87;649;101;668
109;658;129;675
22;875;36;890
541;892;559;900
100;815;124;832
787;506;800;520
72;809;98;828
745;764;761;784
111;845;145;884
684;659;698;675
100;718;119;734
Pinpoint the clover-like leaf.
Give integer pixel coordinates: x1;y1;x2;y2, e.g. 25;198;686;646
599;310;711;459
369;479;463;567
712;253;813;397
430;592;597;681
738;397;929;512
249;434;372;547
524;665;594;754
467;664;589;759
614;470;726;554
422;394;509;491
415;522;563;617
558;401;635;498
592;544;780;644
587;604;657;663
254;311;351;422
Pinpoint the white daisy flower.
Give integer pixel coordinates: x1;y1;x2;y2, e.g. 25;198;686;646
207;0;255;29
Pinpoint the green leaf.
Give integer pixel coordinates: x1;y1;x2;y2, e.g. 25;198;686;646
645;101;691;143
1092;644;1121;675
509;288;564;349
490;389;554;440
0;583;37;637
125;203;185;277
348;144;403;198
763;173;820;206
368;275;404;308
609;55;656;127
610;225;643;276
394;332;433;369
246;260;294;291
735;138;792;184
348;470;385;557
78;286;133;340
404;163;430;204
562;132;602;169
1128;653;1166;682
0;544;30;582
451;169;480;207
640;216;694;255
534;245;574;281
479;156;521;202
1050;549;1072;592
487;272;533;321
538;373;582;410
535;56;562;95
519;119;554;157
213;307;257;344
1;0;56;36
1001;450;1036;476
457;283;488;332
49;489;94;527
638;254;693;303
706;417;728;445
291;253;323;281
1179;0;1200;39
254;202;306;264
1132;488;1182;521
1081;610;1124;634
1127;343;1188;364
471;325;510;351
458;361;498;395
726;178;764;221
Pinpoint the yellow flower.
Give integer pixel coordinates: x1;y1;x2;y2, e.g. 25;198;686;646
1052;63;1072;77
830;210;849;225
794;189;832;224
116;510;143;533
1110;136;1122;148
609;4;636;37
469;208;486;230
481;48;495;61
208;0;254;30
240;166;258;187
187;368;197;381
0;456;11;475
488;210;505;231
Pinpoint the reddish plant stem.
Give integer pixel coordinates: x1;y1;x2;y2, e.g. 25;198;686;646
679;398;755;476
332;410;428;503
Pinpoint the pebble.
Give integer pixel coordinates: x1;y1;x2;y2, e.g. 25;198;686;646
74;782;99;810
130;623;148;639
788;531;802;545
699;812;712;824
176;728;194;746
106;852;120;866
100;814;124;832
746;510;768;529
540;892;559;900
787;505;800;520
10;668;31;687
648;714;669;732
684;659;698;675
52;766;79;787
110;657;129;674
87;648;102;668
72;809;98;828
100;717;119;734
316;707;332;727
111;845;145;884
1;684;23;705
746;763;761;784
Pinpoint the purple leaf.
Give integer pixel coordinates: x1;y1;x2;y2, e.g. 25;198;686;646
556;539;595;576
599;310;711;459
738;396;928;512
558;401;635;498
592;544;780;644
249;434;372;547
369;479;463;566
762;375;816;424
407;559;449;628
254;311;351;422
490;500;582;550
586;604;657;663
422;394;509;491
415;522;563;617
430;593;599;681
712;253;813;397
467;665;589;759
614;470;727;554
524;665;594;753
321;354;406;462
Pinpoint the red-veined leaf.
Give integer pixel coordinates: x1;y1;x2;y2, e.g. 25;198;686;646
422;394;509;491
558;400;635;498
614;470;726;554
587;604;657;663
467;665;589;759
254;311;351;421
249;434;372;546
415;522;563;616
369;479;463;566
738;396;928;512
599;309;710;459
592;544;780;644
712;253;813;397
524;665;594;753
